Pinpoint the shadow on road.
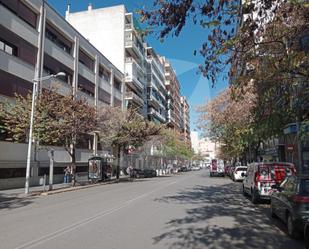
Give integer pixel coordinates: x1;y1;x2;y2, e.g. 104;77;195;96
0;193;34;210
153;180;304;249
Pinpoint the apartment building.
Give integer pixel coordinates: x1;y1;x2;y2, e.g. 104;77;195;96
161;57;182;131
66;4;148;117
146;47;167;124
0;0;124;189
180;96;191;147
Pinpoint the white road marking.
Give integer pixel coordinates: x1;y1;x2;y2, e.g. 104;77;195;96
14;178;183;249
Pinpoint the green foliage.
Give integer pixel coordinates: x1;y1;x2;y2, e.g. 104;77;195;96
0;88;97;155
160;129;194;159
98;107;162;149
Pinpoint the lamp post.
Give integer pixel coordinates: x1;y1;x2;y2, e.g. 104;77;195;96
25;72;66;194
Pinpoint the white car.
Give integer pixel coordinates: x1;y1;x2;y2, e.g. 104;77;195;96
232;166;247;181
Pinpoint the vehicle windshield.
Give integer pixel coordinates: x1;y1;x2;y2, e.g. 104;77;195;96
236;167;247;171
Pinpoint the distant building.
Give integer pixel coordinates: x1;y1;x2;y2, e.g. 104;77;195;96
180;96;191;147
198;138;219;164
161;57;182;132
191;131;199;154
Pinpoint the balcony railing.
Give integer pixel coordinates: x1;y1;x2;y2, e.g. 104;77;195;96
125;57;144;74
148;107;166;122
125;35;144;58
125;23;132;30
125;91;144;106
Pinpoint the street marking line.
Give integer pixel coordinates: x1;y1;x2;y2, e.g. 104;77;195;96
14;178;182;249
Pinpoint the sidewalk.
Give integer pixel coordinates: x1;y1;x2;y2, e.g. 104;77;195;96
0;175;130;199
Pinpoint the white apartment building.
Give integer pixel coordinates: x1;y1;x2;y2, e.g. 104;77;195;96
198;137;218;164
0;0;124;189
191;131;199;154
146;47;167;124
66;4;148;117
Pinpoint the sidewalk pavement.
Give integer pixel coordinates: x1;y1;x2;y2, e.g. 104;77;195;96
0;175;130;199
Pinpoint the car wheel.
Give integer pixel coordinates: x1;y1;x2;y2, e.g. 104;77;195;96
287;213;300;239
251;189;258;204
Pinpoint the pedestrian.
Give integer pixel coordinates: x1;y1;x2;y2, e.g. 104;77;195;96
127;165;133;179
64;165;70;183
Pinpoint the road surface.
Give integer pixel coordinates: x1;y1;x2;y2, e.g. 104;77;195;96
0;170;305;249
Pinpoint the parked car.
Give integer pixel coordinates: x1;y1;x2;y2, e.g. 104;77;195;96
270;175;309;238
143;169;157;178
131;169;145;178
228;166;235;178
242;162;296;203
232;166;247;181
304;218;309;249
191;166;201;171
179;166;188;172
209;159;225;177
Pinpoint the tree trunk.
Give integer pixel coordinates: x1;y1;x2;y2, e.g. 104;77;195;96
116;145;121;180
71;145;76;187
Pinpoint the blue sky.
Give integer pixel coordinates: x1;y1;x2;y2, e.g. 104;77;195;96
47;0;229;135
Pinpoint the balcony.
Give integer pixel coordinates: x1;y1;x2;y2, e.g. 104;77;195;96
125;91;144;106
79;63;95;83
42;70;73;96
148;107;166;123
125;23;132;30
0;49;34;83
125;63;144;92
0;4;39;47
148;95;160;109
151;56;165;78
45;38;74;70
125;33;144;59
125;57;143;73
77;90;95;107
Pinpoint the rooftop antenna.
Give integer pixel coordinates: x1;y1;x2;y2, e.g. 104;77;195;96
65;2;70;19
88;3;92;11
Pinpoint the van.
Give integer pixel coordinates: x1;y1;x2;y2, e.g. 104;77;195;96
242;162;296;203
210;159;225;177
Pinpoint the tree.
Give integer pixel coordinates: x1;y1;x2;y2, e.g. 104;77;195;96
140;0;308;85
159;128;194;160
197;84;258;161
98;107;162;178
0;88;98;186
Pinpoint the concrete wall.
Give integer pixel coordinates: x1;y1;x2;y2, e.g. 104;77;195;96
0;141;104;167
66;5;125;73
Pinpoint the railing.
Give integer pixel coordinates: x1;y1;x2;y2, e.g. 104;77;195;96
125;91;144;105
125;57;144;73
125;35;144;58
125;23;132;30
149;108;166;122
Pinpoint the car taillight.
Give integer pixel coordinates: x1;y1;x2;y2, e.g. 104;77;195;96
292;195;309;203
254;172;260;186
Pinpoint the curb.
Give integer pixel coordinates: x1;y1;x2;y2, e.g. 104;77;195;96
40;179;127;196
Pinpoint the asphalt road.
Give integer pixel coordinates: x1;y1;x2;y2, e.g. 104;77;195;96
0;170;305;249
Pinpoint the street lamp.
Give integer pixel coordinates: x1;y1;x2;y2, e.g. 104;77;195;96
25;72;66;194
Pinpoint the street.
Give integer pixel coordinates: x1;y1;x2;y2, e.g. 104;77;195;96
0;170;305;249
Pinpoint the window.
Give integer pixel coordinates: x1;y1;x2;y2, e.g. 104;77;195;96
45;23;72;54
0;0;37;29
0;39;18;56
99;67;110;82
79;49;94;71
114;78;122;92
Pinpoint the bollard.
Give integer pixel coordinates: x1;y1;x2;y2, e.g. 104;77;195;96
43;174;46;192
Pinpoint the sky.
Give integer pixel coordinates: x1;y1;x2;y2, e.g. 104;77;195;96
47;0;229;136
